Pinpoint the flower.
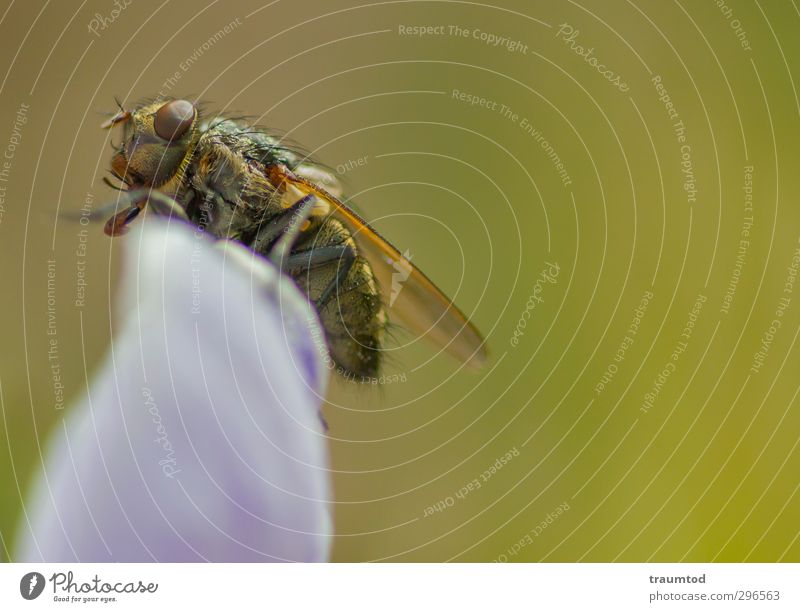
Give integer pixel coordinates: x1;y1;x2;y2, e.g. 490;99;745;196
15;217;332;561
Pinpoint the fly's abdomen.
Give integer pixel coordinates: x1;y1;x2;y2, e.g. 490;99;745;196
291;219;386;378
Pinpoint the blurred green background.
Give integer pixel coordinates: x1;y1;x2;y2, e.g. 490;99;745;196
1;0;799;562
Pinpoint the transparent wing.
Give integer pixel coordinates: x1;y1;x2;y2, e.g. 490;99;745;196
282;174;488;369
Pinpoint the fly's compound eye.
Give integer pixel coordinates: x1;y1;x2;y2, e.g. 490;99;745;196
154;99;195;141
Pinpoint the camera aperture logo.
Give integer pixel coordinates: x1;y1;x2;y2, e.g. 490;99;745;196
20;572;46;600
18;571;157;604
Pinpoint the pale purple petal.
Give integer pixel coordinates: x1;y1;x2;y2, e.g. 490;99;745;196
16;217;331;562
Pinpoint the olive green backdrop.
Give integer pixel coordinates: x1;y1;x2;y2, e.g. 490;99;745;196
1;0;798;561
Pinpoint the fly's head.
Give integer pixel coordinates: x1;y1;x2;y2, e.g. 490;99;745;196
103;98;197;188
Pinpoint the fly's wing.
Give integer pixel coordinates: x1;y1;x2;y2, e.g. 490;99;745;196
283;175;488;370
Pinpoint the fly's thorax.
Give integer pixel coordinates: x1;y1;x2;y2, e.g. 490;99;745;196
183;186;258;243
184;138;283;242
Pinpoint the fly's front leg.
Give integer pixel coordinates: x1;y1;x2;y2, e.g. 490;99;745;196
126;188;189;221
283;244;357;311
94;188;187;236
103;201;143;236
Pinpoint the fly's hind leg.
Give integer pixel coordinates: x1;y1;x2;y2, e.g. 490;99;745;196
253;189;356;309
282;244;357;310
253;195;316;260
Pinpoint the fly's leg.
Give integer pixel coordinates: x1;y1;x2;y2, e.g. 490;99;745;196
103;202;143;236
254;186;355;309
255;194;318;266
68;188;189;236
90;188;188;221
124;188;189;221
283;244;356;311
253;194;316;253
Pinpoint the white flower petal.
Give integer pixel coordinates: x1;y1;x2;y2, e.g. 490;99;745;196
16;217;331;562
